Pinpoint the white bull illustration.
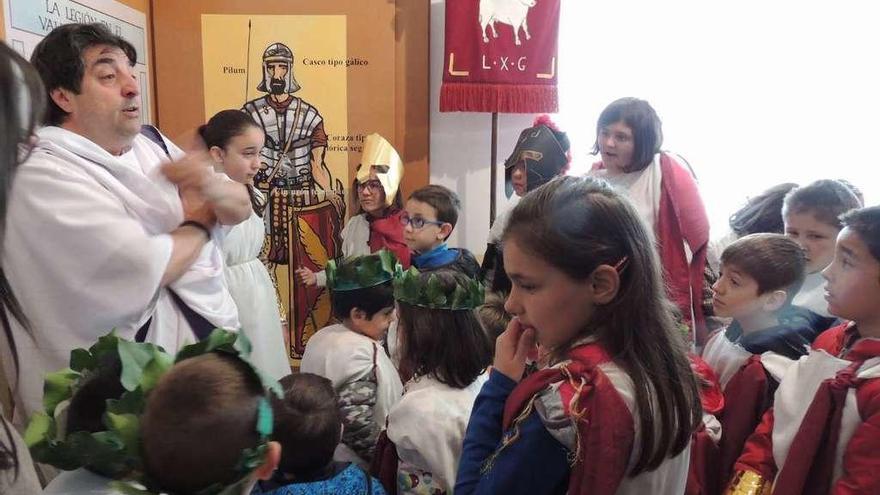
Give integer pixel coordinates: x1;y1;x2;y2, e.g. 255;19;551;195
479;0;537;46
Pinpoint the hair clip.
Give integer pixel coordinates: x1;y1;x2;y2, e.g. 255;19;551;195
613;256;629;273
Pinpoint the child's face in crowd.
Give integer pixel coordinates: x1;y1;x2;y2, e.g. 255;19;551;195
598;120;635;173
402;199;449;253
357;170;387;215
502;238;596;352
212;126;264;185
712;263;773;321
350;305;395;340
784;211;839;274
822;227;880;324
510;161;527;196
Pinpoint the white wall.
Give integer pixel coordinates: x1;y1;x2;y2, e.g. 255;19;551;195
431;0;880;255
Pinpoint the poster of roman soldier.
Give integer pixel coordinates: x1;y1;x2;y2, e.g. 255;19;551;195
201;15;353;362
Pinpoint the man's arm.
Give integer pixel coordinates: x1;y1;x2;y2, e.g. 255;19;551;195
161;152;251;225
160;186;217;286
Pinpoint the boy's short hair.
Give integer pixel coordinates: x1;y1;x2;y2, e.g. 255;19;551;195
330;281;394;320
408;185;461;228
141;353;265;494
721;233;807;306
782;179;862;229
271;373;341;476
476;291;511;345
840;206;880;264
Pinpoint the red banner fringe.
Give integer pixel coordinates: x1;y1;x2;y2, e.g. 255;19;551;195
440;82;558;114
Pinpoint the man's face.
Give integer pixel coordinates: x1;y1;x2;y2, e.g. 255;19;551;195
267;61;289;95
53;45;141;155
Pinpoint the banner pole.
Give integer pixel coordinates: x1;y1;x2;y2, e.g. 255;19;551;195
490;111;498;225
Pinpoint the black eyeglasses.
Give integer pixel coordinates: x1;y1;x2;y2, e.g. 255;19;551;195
356;179;384;192
400;213;445;230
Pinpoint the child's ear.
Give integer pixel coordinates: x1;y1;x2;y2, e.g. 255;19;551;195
208;145;225;165
763;290;787;313
438;222;453;240
253;441;281;481
349;307;366;322
589;265;620;304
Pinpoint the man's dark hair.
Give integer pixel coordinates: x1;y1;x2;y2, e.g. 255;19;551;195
30;23;137;125
330;281;394;320
271;373;341;476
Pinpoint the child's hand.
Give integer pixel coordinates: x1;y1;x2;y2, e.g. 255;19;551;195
493;317;536;383
295;267;317;286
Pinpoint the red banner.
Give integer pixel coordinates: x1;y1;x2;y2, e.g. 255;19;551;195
440;0;559;114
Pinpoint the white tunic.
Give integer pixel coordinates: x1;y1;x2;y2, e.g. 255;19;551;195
589;155;663;239
300;323;403;432
772;346;880;485
387;373;488;493
222;204;290;380
702;330;798;390
0;127;239;426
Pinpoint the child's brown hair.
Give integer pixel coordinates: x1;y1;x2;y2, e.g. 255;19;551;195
271;373;342;477
396;270;492;389
783;179;861;229
721;233;807;306
408;185;461;228
476;291;511;347
141;353;267;493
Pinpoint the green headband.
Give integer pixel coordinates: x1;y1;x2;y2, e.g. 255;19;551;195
326;249;401;292
25;332;173;479
393;267;485;310
26;329;281;495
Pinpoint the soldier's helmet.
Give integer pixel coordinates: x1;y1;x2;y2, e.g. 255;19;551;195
257;42;301;94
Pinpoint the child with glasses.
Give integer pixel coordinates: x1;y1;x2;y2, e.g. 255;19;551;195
402;185;480;278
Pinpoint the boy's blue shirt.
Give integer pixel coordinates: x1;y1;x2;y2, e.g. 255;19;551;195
412;243;459;270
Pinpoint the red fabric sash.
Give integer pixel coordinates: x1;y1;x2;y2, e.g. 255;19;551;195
773;337;880;494
812;321;856;354
690;354;724;415
657;154;710;344
440;0;560;113
686;354;724;495
686;423;721;495
718;356;773;490
370;429;399;495
502;344;635;494
367;209;411;268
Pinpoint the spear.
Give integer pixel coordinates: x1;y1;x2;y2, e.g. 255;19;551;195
244;19;252;102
